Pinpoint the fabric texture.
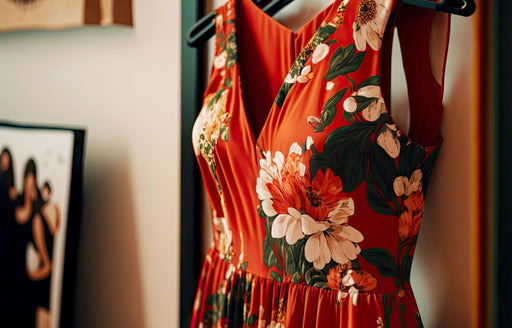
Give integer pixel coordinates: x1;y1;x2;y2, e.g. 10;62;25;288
191;0;450;326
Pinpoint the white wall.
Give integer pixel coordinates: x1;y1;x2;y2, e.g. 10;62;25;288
0;1;181;327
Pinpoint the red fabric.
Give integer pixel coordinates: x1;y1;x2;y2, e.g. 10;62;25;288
191;0;450;327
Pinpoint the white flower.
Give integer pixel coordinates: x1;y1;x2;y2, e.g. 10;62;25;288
289;142;302;155
306;136;314;149
258;306;266;328
225;264;236;279
341;270;361;306
297;65;314;83
312;44;330;64
284;73;298;84
271;207;305;245
328;197;355;224
213;50;228;69
393;169;422;196
302;198;363;270
353;0;393;51
257;140;364;265
343;96;357;113
307;116;321;129
267;321;285;328
213;215;233;260
326;81;335;91
343;85;386;121
215;14;223;28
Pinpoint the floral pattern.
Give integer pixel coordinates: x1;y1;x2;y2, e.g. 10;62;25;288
193;0;444;327
257;140;363;272
327;262;378;306
353;0;393;51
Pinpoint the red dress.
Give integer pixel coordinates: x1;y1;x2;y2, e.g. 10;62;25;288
191;0;450;327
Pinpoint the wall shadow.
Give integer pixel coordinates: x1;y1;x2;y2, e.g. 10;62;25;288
74;147;146;328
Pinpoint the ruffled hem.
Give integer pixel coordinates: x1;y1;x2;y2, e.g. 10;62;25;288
191;247;424;328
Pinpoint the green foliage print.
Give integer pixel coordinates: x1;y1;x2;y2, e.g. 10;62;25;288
275;24;338;107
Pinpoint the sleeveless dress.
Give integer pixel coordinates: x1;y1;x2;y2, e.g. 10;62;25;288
191;0;450;327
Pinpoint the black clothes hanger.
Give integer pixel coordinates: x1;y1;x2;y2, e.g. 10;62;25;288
186;0;295;48
186;0;475;48
402;0;475;16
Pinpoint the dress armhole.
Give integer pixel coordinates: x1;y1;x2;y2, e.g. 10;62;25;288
394;4;451;147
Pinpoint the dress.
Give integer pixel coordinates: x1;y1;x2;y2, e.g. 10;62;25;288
191;0;450;327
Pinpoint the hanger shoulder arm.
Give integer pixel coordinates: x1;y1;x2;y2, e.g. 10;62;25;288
186;11;216;48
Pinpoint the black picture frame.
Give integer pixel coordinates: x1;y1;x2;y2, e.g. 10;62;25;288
0;121;85;328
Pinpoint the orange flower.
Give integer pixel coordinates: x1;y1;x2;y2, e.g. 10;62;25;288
351;271;378;291
327;266;342;290
301;168;344;221
398;190;424;241
266;174;303;215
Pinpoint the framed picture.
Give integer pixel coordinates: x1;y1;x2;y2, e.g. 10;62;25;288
0;0;133;32
0;121;85;328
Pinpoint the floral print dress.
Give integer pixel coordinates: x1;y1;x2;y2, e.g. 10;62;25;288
191;0;450;327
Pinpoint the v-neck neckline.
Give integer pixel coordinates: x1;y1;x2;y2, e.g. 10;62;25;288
231;0;343;146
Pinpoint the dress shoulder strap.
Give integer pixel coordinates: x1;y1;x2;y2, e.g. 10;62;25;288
381;3;451;147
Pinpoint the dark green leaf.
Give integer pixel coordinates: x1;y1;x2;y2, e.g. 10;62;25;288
368;142;399;202
309;153;333;178
226;57;236;70
366;175;396;215
358;75;380;89
227;33;237;52
206;294;218;305
263;236;277;268
291;271;302;284
270;271;283;282
398;140;426;177
320;110;334;131
314;123;325;133
224;77;233;88
314;24;338;41
324;44;365;80
344;43;356;57
326;39;337;45
258;205;266;220
361;248;398;278
218;31;226;50
354;96;380;112
324;88;347;109
337;52;365;76
304;267;327;286
401;255;413;283
400;303;406;328
285;246;295;275
247;314;258;325
351;259;361;270
420;145;441;196
316;122;376;191
313;282;329;289
275;82;293;108
325;47;344;77
319;88;347;129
